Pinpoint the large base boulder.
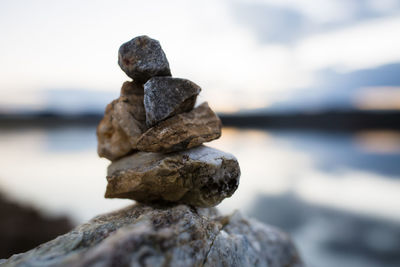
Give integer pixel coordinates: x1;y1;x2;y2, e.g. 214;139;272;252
2;204;303;267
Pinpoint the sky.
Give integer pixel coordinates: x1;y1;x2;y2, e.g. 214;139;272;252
0;0;400;113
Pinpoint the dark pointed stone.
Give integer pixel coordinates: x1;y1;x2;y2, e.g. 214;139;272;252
144;77;201;127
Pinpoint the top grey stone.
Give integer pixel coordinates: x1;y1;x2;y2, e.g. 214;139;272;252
144;77;201;127
118;35;171;83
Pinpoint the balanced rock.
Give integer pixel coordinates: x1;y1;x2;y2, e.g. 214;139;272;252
97;81;147;161
137;102;221;153
144;77;201;127
2;205;303;267
118;35;171;83
96;99;132;161
105;146;240;207
114;82;147;147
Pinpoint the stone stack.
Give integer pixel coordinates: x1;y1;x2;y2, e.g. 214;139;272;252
97;35;240;207
1;36;304;267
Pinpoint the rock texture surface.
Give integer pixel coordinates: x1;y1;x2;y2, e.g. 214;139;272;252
88;35;304;267
118;35;171;83
105;146;240;207
144;77;201;127
97;81;147;161
2;204;303;267
137;102;221;152
96;99;133;161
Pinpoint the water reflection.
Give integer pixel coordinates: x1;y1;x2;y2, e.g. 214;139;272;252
42;126;98;152
0;126;400;266
264;130;400;177
355;130;400;154
249;193;400;267
212;128;400;222
0;127;132;223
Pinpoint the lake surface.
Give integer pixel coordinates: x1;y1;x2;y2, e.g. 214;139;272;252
1;126;400;267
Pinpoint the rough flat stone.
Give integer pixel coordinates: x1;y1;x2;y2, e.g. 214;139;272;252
144;77;201;127
105;146;240;207
97;81;147;161
136;102;221;153
2;205;303;267
118;35;171;83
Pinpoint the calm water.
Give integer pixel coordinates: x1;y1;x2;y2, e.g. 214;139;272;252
1;126;400;267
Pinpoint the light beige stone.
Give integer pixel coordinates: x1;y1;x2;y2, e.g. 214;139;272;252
96;100;132;161
96;81;147;161
136;102;221;153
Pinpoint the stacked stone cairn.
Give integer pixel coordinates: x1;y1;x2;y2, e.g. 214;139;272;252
97;35;240;207
2;36;303;267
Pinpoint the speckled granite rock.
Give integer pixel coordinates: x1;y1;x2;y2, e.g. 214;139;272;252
2;205;303;267
144;77;201;127
97;81;147;161
105;146;240;207
118;35;171;83
136;102;221;153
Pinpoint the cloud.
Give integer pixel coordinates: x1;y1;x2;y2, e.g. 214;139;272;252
0;0;399;113
231;0;400;44
230;3;308;43
266;63;400;111
295;16;400;71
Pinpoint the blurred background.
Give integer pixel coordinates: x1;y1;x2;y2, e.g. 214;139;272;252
1;0;400;266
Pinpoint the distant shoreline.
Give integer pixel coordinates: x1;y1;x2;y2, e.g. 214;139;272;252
220;110;400;131
1;111;400;131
